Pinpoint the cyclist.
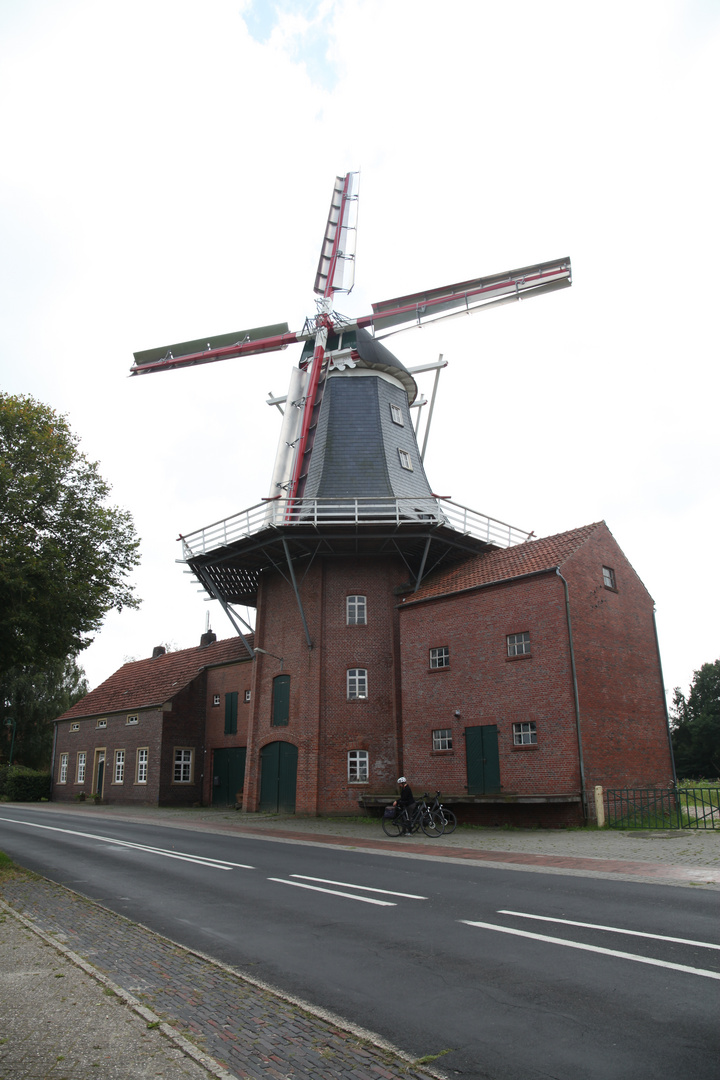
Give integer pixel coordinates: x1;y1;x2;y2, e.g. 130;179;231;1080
393;777;415;834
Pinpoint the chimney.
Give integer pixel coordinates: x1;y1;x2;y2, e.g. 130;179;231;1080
200;631;216;648
152;646;166;658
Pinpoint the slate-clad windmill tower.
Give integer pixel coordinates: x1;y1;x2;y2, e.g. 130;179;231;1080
132;173;572;813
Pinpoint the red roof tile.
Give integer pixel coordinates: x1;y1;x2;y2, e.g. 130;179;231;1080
401;522;605;605
57;636;253;721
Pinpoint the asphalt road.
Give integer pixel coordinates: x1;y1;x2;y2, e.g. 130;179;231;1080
1;807;718;1080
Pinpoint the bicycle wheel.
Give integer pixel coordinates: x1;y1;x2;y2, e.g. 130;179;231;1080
382;812;403;837
438;807;457;835
421;811;444;838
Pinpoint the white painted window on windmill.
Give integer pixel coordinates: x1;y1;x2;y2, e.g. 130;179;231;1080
430;646;450;669
513;721;537;745
347;668;368;699
507;632;531;657
433;728;453;751
398;449;413;471
348;750;369;782
346;595;367;625
390;403;404;426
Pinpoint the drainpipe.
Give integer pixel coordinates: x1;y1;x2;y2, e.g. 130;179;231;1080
556;569;587;820
653;607;677;786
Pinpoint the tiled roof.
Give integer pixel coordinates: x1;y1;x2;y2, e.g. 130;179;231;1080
57;635;253;722
400;522;605;605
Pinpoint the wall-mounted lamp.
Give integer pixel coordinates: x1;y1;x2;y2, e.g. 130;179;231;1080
254;648;284;671
454;710;461;718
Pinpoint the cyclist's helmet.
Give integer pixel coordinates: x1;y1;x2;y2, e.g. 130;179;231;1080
397;776;407;784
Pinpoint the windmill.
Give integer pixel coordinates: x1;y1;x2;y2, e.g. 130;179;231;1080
131;173;571;651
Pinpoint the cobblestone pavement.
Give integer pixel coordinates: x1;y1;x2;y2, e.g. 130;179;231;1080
1;804;718;1080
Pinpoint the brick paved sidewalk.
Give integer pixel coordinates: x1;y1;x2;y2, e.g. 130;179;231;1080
0;875;442;1080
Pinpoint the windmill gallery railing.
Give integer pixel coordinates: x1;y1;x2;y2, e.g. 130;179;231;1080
605;787;720;830
179;497;533;560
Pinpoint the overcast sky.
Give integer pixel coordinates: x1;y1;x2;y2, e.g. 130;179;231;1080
1;0;718;704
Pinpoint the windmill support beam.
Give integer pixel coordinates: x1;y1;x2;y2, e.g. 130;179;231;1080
282;538;313;649
192;565;256;659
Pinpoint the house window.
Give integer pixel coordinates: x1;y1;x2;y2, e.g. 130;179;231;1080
244;689;251;703
212;694;220;707
347;669;368;699
59;753;68;784
390;403;404;426
96;718;107;729
136;748;148;784
348;750;369;782
224;692;238;735
602;566;616;590
513;722;537;746
114;750;125;784
272;674;290;726
70;722;79;732
347;595;367;625
507;632;531;657
398;449;413;471
433;728;453;751
77;752;86;783
126;714;138;725
173;748;193;783
429;646;450;669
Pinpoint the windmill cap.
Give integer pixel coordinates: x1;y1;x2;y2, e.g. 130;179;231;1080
397;776;407;784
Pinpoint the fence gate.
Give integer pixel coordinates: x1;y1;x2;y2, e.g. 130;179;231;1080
605;788;720;829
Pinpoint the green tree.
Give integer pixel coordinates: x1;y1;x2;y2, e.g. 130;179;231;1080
671;660;720;779
0;393;140;677
1;657;89;769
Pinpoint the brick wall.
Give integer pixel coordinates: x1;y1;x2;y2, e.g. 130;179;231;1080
397;572;582;802
202;657;254;804
563;524;673;793
158;679;207;806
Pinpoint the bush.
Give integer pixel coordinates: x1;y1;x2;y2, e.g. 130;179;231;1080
5;766;51;801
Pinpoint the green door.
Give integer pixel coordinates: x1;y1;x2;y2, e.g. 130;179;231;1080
259;741;298;813
212;747;246;806
465;725;501;794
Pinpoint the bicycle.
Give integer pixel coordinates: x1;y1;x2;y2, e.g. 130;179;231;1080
382;798;444;838
427;790;457;835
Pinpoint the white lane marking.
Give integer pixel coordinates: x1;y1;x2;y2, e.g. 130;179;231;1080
0;816;253;870
291;874;426;899
461;920;720;981
268;878;396;905
498;910;720;951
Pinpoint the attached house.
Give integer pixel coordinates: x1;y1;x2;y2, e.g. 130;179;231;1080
52;634;251;806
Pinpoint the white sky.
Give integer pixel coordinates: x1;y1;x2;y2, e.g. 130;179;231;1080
1;0;718;704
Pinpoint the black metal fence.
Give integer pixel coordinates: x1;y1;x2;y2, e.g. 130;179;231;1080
605;787;720;829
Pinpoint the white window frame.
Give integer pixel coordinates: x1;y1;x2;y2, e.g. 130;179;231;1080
244;690;251;703
347;668;368;700
348;750;369;782
59;753;68;784
96;718;107;729
70;722;79;732
398;448;413;471
173;748;193;783
602;566;616;589
433;728;453;751
212;694;220;706
346;594;367;625
390;403;404;426
513;721;537;745
507;632;531;657
77;752;86;783
136;748;148;784
429;646;450;669
126;714;138;725
114;750;125;784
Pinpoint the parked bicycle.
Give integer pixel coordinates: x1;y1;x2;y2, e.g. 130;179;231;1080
427;790;457;835
382;797;444;838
